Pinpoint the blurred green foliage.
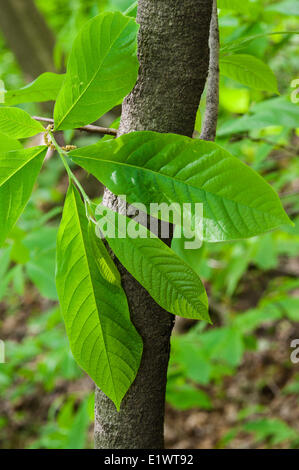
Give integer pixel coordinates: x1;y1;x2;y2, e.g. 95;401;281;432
0;0;299;449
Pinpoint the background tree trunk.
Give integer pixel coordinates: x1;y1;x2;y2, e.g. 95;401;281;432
95;0;213;449
200;0;219;141
0;0;56;80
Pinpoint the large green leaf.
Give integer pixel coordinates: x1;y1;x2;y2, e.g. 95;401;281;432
0;146;47;246
54;12;139;130
220;54;279;94
56;184;142;410
0;107;44;139
97;204;210;322
5;73;65;106
70;131;291;242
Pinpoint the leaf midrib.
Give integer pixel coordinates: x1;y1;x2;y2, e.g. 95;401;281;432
140;249;208;318
71;189;118;404
72;153;285;223
107;213;209;320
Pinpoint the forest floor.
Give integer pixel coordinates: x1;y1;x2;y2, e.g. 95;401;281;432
165;319;299;449
0;277;298;449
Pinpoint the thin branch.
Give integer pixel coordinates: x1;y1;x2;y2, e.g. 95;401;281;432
200;0;219;142
33;116;117;137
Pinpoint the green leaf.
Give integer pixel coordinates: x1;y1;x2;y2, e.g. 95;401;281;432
0;132;22;152
65;399;90;449
97;204;210;322
166;383;212;410
70;131;291;242
54;12;139;130
4;73;65;106
220;54;279;93
0;146;47;246
124;1;138;17
0;107;44;139
199;327;244;367
171;336;212;384
56;184;142;410
221;31;299;55
171;235;203;278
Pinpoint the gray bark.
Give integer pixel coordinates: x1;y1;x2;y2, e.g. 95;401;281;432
95;0;213;449
0;0;56;81
200;0;219;141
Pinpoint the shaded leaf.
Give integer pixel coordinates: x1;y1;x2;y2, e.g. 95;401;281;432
5;73;65;106
0;107;44;139
166;383;212;410
220;54;279;94
0;146;47;246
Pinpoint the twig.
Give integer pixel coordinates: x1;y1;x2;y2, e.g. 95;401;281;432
200;0;219;142
33;116;117;137
48;129;91;205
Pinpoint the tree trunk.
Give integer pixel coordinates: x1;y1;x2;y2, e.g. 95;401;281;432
95;0;213;449
0;0;56;80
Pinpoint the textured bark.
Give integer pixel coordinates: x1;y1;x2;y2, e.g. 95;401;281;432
200;0;219;141
95;0;213;449
0;0;56;80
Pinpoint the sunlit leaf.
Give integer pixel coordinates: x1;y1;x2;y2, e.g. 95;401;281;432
70;131;291;242
54;12;139;130
56;184;142;410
